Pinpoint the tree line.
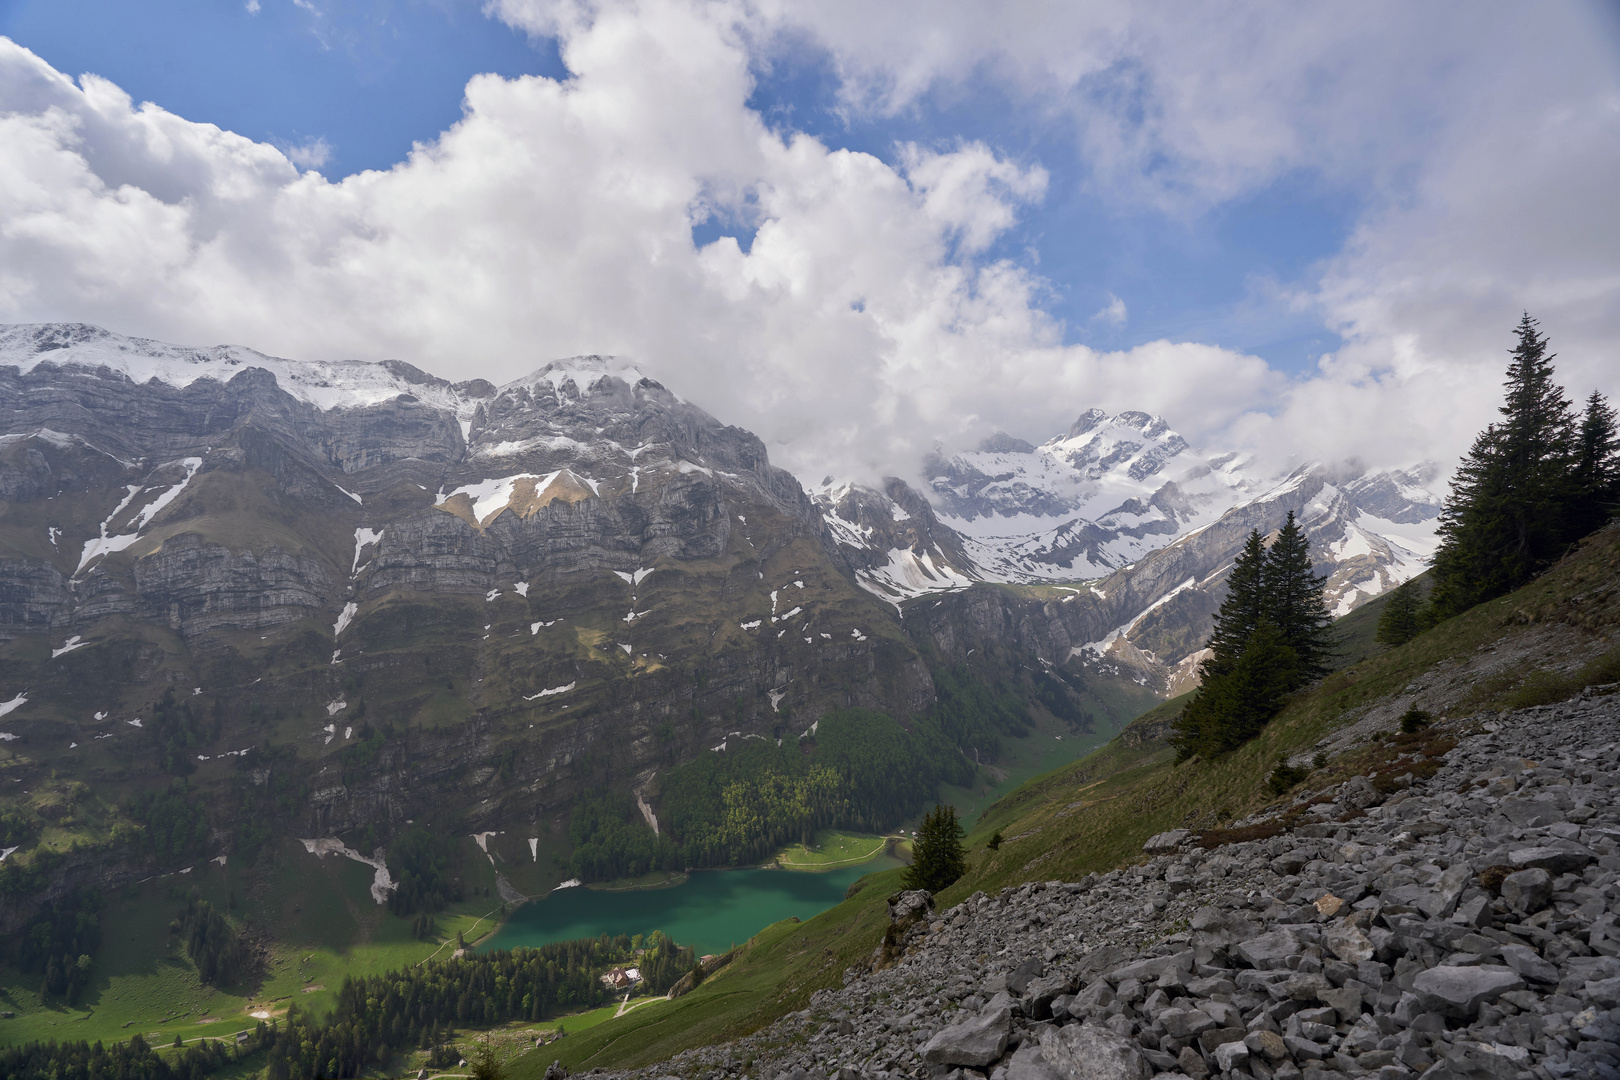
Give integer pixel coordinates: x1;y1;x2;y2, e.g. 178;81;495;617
1380;314;1617;643
16;887;101;1005
1175;314;1617;759
4;930;693;1080
0;1030;255;1080
1171;511;1335;759
177;893;251;987
386;824;465;919
262;932;690;1080
652;703;978;872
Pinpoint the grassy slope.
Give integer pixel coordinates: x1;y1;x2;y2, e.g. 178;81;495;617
518;527;1620;1074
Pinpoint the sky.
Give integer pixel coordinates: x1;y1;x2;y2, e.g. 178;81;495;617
0;0;1616;487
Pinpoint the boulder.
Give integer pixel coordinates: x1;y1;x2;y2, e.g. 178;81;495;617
1285;972;1332;1002
1038;1022;1151;1080
1211;1040;1251;1073
888;890;934;923
1587;977;1620;1007
1007;957;1045;996
1103;950;1193;985
1023;973;1077;1019
1244;1029;1289;1062
1159;1007;1218;1040
1142;830;1189;854
920;1005;1012;1067
1003;1043;1064;1080
1499;942;1559;984
1506;842;1595;875
1411;965;1525;1019
1499;868;1553;914
1322;922;1375;963
1235;929;1301;970
1320;985;1364;1023
1497;797;1566;827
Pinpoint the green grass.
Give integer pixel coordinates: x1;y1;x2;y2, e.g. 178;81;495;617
771;830;890;870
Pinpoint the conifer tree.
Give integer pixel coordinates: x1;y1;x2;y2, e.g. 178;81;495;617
1177;623;1300;759
904;804;965;893
1201;529;1268;681
1262;511;1336;679
1571;390;1618;537
1374;577;1423;648
1427;315;1577;622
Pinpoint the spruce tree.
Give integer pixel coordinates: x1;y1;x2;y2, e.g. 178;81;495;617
1571;390;1618;538
1172;622;1300;760
904;804;965;893
1201;529;1268;681
1374;577;1423;648
1427;314;1577;622
1262;511;1335;679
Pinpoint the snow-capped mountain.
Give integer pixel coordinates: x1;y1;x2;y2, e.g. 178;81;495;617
813;408;1443;689
925;408;1438;586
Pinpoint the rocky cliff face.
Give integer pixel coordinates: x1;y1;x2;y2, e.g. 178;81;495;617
0;324;963;906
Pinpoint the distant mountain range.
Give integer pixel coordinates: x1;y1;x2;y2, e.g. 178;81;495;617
814;409;1442;692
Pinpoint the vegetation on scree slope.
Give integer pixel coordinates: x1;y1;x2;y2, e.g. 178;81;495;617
1171;511;1336;760
903;803;967;894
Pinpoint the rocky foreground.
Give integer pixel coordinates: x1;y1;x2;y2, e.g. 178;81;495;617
610;690;1620;1080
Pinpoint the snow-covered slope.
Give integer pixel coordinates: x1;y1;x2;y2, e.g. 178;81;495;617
812;410;1443;691
924;409;1440;601
0;322;486;416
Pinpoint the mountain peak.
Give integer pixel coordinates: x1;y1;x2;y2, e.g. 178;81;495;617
977;431;1037;454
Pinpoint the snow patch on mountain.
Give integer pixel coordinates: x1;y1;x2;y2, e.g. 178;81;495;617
75;458;203;574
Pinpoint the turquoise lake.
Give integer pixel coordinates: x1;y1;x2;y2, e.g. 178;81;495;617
478;857;903;956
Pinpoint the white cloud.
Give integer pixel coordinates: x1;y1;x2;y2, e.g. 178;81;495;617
1089;293;1126;330
0;0;1615;492
245;0;262;13
279;135;332;170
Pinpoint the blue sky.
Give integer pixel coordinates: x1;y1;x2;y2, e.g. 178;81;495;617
0;0;1350;374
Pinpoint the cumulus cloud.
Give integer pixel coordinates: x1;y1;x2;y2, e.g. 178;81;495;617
0;0;1614;491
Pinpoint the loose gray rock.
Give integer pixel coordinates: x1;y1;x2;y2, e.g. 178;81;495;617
1038;1022;1151;1080
1142;830;1189;854
1411;964;1525;1019
593;700;1620;1080
1001;1043;1063;1080
1498;942;1559;983
1499;867;1553;913
920;1005;1012;1067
